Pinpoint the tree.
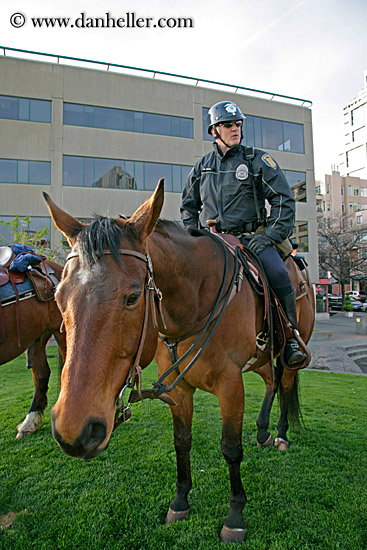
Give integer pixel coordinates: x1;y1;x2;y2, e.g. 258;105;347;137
0;214;68;264
318;213;367;302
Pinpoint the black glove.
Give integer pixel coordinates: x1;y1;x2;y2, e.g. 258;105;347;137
247;234;274;255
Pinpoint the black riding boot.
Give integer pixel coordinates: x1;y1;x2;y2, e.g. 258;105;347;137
279;290;307;366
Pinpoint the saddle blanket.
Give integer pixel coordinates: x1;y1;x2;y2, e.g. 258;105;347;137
0;276;34;305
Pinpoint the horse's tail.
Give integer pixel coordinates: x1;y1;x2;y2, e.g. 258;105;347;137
276;360;303;429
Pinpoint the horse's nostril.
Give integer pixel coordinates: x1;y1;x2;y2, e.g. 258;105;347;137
88;420;107;447
80;418;107;451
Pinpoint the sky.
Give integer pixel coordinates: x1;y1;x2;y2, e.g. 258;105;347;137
1;0;367;180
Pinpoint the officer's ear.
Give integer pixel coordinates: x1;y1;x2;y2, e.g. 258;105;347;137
211;126;218;138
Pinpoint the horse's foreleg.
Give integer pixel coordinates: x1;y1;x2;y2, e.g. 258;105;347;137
217;375;247;543
16;332;51;438
165;386;194;524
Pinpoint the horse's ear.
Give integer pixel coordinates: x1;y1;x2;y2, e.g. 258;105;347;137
127;179;164;242
43;192;83;247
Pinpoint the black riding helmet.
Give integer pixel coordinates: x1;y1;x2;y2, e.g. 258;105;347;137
207;101;246;148
207;101;246;134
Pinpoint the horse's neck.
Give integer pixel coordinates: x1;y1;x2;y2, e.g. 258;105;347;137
150;231;224;337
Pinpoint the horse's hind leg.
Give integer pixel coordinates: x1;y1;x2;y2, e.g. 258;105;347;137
165;384;194;524
16;331;52;438
217;373;247;543
274;366;299;451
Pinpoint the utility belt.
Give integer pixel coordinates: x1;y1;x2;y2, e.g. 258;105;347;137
222;220;265;236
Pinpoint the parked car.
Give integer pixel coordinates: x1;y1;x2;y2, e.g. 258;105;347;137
329;299;363;311
348;291;366;302
328;294;341;301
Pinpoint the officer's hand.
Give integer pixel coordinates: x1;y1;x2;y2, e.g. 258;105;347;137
247;234;273;255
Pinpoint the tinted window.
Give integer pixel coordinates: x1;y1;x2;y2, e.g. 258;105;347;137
19;98;30;120
285;170;307;202
63;156;83;187
171;117;181;137
95;107;123;131
145;163;172;191
134;112;143;133
30;99;51;123
29;161;51;184
124;110;134;132
283;122;304;153
180;118;193;138
0;96;18;119
64;103;84;125
262;118;283;150
18;161;29;183
144;113;170;136
0;160;17;182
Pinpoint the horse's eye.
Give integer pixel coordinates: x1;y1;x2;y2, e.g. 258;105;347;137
125;293;141;307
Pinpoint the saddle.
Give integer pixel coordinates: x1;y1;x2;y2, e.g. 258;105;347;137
0;246;61;345
205;225;311;372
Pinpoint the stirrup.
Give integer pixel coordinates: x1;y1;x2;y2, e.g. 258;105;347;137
284;339;306;366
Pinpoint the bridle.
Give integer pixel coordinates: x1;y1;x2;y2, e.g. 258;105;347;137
65;247;165;431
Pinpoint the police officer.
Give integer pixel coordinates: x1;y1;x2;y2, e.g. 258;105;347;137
180;101;307;366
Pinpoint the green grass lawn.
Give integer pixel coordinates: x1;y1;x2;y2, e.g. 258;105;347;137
1;349;366;549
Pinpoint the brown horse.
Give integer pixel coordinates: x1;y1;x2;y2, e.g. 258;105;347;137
0;260;66;438
44;181;314;543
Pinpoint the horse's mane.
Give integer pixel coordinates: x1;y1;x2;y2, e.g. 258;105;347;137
77;217;183;269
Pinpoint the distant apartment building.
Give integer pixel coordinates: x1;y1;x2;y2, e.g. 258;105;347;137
339;70;367;178
316;170;367;228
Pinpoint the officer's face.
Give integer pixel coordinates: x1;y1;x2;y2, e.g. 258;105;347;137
212;120;242;150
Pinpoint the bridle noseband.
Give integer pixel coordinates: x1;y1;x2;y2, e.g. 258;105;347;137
65;247;165;430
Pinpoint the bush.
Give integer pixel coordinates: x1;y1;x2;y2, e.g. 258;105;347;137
343;293;354;312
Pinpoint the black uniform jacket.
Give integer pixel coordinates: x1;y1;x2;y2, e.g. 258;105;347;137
180;143;295;244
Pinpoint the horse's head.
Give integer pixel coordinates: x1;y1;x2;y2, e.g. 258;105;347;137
44;180;164;459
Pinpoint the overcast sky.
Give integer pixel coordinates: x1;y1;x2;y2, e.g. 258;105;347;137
2;0;367;180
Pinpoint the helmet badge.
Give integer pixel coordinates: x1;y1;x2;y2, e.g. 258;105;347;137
224;103;237;114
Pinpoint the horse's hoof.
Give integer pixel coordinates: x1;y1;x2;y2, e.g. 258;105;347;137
165;507;190;524
274;437;289;451
219;525;247;544
16;412;42;439
257;434;274;447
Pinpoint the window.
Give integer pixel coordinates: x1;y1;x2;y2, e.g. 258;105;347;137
63;155;191;193
291;221;309;252
348;185;353;196
63;103;193;139
284;170;306;202
202;107;304;153
354;187;360;196
357;215;363;224
0;159;51;185
0;215;51;246
0;95;51;123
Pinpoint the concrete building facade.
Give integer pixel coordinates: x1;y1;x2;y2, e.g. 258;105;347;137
0;49;318;281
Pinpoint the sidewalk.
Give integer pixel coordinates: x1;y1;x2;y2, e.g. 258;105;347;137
310;311;367;350
308;312;367;375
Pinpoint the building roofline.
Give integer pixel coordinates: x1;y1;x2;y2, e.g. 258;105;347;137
1;46;312;108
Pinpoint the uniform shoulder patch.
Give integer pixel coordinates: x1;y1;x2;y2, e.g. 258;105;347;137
261;153;277;169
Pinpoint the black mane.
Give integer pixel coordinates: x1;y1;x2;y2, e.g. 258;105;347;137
77;217;183;269
78;217;134;269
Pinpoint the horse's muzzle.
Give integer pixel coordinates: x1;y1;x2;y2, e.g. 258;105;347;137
51;413;109;459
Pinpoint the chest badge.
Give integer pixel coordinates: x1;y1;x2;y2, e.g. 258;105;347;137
236;164;249;180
